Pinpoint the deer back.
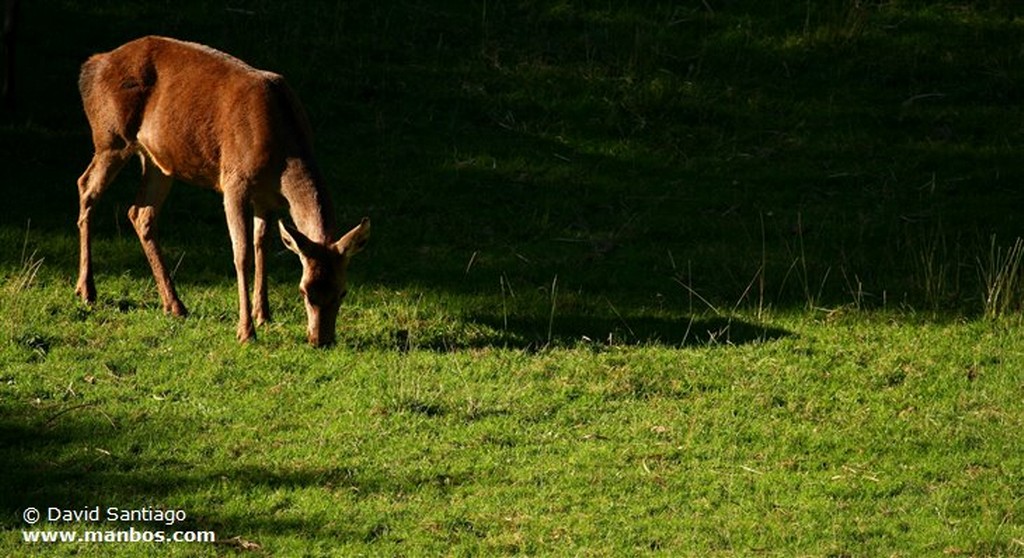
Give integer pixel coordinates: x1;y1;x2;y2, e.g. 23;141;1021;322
78;36;315;191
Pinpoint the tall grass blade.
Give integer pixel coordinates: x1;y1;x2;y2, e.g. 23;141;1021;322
547;275;558;346
979;236;1024;319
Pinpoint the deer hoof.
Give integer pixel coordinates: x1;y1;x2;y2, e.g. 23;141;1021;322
237;324;256;343
166;300;189;318
75;280;96;304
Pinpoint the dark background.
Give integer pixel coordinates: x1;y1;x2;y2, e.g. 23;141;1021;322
3;0;1024;317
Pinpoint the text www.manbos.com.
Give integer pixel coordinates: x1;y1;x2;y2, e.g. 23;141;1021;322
22;527;215;544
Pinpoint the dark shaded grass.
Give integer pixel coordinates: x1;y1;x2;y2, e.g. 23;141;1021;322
6;2;1024;318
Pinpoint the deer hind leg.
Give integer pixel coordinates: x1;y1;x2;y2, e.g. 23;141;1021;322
223;185;255;342
127;156;187;317
252;211;271;326
76;147;132;303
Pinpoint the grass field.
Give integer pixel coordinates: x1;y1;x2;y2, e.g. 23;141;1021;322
3;1;1024;555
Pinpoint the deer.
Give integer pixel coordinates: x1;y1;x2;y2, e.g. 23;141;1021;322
75;36;370;346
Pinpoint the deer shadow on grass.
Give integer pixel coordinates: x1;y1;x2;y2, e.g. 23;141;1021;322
382;313;791;353
508;313;790;348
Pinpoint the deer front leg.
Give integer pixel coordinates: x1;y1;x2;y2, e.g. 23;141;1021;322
252;213;271;326
224;190;255;342
128;162;187;316
76;149;131;303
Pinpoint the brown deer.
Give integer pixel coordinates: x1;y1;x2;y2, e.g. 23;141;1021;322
75;36;370;346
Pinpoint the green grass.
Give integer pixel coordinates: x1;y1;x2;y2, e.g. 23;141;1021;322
4;287;1024;555
4;0;1024;555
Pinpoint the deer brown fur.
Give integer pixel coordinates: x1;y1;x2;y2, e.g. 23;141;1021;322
76;36;369;346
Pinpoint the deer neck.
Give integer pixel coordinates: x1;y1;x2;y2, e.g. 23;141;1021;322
281;157;336;244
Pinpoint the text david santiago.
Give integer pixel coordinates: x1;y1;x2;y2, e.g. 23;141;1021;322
47;507;186;526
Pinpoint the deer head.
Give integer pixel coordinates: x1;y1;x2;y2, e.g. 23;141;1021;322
279;217;370;347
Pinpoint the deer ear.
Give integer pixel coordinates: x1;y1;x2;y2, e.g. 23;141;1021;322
333;217;371;257
279;220;316;257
